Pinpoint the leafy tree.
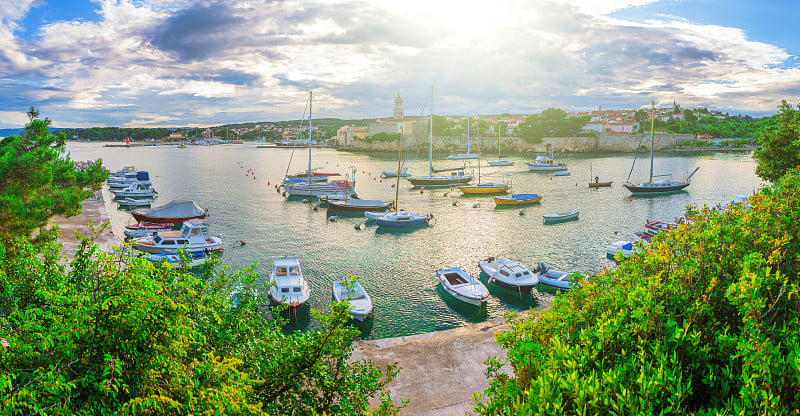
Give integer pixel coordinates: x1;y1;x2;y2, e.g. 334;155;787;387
424;115;453;136
0;235;404;415
517;108;590;142
476;169;800;414
755;100;800;182
361;132;401;143
0;110;107;241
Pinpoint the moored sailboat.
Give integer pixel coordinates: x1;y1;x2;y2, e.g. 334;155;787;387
409;86;472;187
623;101;699;195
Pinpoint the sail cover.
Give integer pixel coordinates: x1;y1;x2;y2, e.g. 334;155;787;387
136;200;205;219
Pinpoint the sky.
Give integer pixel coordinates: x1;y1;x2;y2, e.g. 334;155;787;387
1;0;799;128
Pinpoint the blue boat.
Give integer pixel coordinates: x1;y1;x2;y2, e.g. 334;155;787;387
132;249;221;268
493;193;542;206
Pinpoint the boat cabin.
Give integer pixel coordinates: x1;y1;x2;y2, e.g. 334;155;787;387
151;219;212;246
272;256;305;295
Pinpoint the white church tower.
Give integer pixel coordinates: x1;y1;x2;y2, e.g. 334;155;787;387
393;91;404;119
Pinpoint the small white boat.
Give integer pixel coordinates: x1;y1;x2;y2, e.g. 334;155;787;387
553;171;570;176
123;222;174;239
110;182;157;198
478;257;539;293
447;152;480;160
606;241;636;260
332;276;373;321
132;219;221;254
127;249;221;268
382;167;411;178
369;210;431;227
436;266;489;306
268;255;311;313
487;160;514;166
117;197;152;206
533;263;574;290
543;210;579;222
527;155;567;172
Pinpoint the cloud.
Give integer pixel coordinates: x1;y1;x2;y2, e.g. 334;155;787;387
0;0;797;127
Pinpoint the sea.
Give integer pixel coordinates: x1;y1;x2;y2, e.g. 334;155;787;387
65;141;764;339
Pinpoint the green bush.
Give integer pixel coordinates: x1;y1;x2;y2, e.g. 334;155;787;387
0;234;403;415
477;169;800;415
359;133;400;143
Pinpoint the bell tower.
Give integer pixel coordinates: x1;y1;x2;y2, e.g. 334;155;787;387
393;91;404;119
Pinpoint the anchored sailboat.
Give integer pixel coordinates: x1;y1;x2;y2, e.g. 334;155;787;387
409;86;473;187
623;101;699;195
487;123;514;166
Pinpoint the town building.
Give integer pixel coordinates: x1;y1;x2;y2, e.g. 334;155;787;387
367;92;424;140
336;125;368;146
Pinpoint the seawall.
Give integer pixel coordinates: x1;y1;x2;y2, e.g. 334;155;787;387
341;132;697;154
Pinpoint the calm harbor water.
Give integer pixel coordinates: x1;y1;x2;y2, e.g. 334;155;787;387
65;142;763;339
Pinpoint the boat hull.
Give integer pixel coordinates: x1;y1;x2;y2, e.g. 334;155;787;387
447;153;480;160
478;261;537;293
487;160;514;166
494;194;541;206
409;176;472;187
436;267;488;307
543;210;579;222
589;181;613;187
327;200;392;213
375;217;429;227
623;182;690;194
527;164;567;172
458;184;509;194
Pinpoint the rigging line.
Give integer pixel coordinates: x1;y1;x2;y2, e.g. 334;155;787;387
625;125;648;183
283;95;311;180
411;92;431;163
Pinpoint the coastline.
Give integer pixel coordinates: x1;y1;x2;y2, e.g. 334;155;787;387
56;195;551;415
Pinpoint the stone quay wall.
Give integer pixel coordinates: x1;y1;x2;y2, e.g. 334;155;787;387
341;132;695;154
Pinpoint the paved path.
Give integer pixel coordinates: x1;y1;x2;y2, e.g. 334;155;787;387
52;197;117;258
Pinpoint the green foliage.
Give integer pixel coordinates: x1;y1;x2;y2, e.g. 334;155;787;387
755;100;800;182
0;113;107;241
477;169;800;415
0;235;403;415
516;109;590;142
424;115;453;136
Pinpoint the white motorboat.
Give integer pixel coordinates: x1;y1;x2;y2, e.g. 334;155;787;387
533;263;574;290
553;171;570;176
606;241;636;260
127;249;221;269
109;165;136;177
132;219;221;254
332;276;373;321
110;182;156;198
268;255;311;313
478;257;539;293
117;197;152;207
527;155;567;172
108;171;150;187
543;210;579;222
123;222;175;239
436;266;489;306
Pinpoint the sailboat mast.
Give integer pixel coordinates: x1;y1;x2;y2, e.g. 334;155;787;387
477;122;481;182
395;128;402;210
429;85;434;176
649;100;654;184
308;91;313;184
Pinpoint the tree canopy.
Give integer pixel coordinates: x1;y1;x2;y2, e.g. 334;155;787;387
476;169;800;414
755;100;800;182
0;236;404;415
0;110;107;241
515;108;590;142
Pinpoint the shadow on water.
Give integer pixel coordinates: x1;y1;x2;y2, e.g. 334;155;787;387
276;303;313;335
478;274;541;312
493;202;541;210
627;190;689;199
374;224;430;235
436;283;488;323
